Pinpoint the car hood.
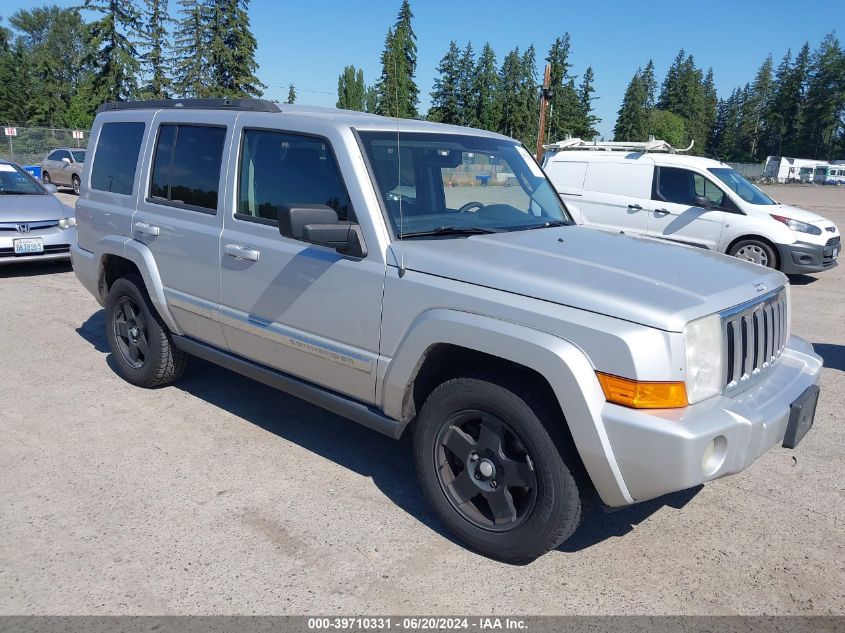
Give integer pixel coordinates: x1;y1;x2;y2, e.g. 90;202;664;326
391;226;787;332
768;203;831;225
0;193;69;222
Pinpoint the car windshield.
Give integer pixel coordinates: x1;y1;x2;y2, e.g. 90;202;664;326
708;167;775;205
71;150;86;163
0;163;45;195
358;131;571;237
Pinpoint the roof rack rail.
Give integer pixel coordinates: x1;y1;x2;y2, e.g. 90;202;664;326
97;98;281;114
543;135;694;154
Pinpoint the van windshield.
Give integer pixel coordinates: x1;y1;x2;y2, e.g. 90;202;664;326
708;167;775;206
358;131;571;238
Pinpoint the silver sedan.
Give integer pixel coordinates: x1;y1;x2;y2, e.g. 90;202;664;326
0;160;76;265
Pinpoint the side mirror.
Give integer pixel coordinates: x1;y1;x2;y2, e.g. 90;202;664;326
43;183;58;194
61;157;71;164
692;195;712;209
277;204;367;258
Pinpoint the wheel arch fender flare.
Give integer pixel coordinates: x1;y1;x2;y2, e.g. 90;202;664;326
95;235;182;335
381;309;633;506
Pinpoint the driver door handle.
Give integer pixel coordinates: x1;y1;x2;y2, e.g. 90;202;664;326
627;203;643;210
653;208;670;217
134;221;160;236
225;243;260;262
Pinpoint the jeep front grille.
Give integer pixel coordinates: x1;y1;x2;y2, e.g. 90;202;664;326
721;288;788;391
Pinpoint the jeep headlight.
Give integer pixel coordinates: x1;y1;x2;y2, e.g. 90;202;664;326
684;314;723;404
58;216;76;230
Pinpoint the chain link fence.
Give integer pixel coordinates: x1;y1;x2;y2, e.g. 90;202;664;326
0;126;89;170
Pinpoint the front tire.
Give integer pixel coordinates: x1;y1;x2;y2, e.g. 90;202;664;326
105;274;186;388
42;171;51;185
413;374;587;563
729;238;777;268
72;174;80;195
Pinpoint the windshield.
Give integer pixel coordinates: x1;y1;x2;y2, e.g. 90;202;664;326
0;163;46;195
71;150;86;163
358;131;571;237
708;167;775;206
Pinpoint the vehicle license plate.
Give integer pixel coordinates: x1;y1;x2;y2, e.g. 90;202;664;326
783;385;819;449
13;238;44;255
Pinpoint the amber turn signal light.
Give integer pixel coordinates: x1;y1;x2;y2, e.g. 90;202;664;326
596;372;689;409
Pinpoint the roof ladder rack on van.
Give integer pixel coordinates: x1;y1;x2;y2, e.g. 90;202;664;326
543;136;694;154
97;98;282;113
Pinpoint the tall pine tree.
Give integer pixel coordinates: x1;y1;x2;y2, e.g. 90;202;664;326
375;0;418;119
206;0;263;98
473;42;500;132
140;0;172;99
797;32;845;158
428;40;460;124
574;66;600;139
173;0;209;98
83;0;142;103
614;69;649;141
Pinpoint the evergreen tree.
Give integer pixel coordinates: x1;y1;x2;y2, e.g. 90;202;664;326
336;65;366;111
574;66;600;139
797;32;845;158
457;41;475;126
701;68;718;152
473;42;500;132
0;40;34;124
140;0;172;99
173;0;209;98
649;110;686;147
286;83;296;104
546;35;580;141
206;0;263;98
613;69;649;141
641;59;657;109
741;55;774;159
498;47;523;139
82;0;143;103
517;45;539;147
657;51;708;153
375;0;418;119
428;40;460;123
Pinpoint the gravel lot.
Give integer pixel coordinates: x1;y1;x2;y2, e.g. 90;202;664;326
0;186;843;615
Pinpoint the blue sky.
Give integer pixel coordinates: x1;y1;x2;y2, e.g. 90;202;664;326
3;0;841;137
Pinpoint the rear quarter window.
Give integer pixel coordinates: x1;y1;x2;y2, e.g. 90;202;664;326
583;162;653;199
91;122;146;195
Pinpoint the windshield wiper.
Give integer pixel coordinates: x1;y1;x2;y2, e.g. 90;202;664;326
513;220;570;231
400;226;502;239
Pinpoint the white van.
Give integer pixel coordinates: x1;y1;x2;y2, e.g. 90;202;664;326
542;139;840;275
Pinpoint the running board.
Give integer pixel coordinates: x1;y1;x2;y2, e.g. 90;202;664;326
172;335;406;439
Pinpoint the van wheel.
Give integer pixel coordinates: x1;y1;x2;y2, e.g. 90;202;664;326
42;171;51;185
729;239;777;268
72;174;80;195
413;374;587;563
105;274;187;388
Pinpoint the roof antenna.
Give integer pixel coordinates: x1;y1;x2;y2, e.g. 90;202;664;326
394;47;406;278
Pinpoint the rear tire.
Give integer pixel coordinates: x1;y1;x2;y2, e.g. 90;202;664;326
105;274;186;388
729;238;777;269
42;171;51;185
413;373;587;563
72;174;80;195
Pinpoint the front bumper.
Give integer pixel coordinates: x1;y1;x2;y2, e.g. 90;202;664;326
0;227;75;265
600;335;822;504
776;238;839;274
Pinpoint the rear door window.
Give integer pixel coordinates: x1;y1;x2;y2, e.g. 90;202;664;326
90;122;146;195
149;123;226;213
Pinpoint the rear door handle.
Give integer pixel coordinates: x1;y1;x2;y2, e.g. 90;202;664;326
134;221;160;236
654;208;670;217
627;203;643;210
225;243;260;262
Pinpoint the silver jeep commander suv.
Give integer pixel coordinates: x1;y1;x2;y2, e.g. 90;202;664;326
72;99;822;562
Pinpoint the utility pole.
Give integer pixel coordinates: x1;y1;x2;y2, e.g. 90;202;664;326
535;64;552;162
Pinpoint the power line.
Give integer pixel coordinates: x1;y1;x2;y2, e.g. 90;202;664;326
264;83;335;96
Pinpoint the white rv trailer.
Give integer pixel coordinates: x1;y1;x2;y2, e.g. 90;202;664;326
763;156;827;183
